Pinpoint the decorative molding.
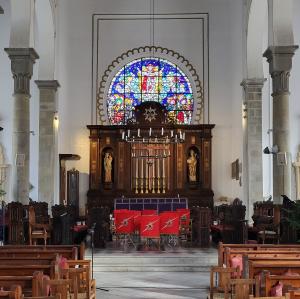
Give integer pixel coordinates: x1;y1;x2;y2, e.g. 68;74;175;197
35;80;60;91
5;48;39;95
271;71;290;96
97;46;203;125
263;45;298;96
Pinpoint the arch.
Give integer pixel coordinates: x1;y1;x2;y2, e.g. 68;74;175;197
35;0;55;79
97;46;203;125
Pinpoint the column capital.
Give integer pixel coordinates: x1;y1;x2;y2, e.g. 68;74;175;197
263;45;298;72
263;45;298;96
4;48;39;95
241;78;266;90
0;6;4;14
35;80;60;91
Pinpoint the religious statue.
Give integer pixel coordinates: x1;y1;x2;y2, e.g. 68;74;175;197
104;152;113;183
187;149;197;182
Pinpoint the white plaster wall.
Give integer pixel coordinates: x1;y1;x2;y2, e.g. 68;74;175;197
289;0;300;199
0;0;13;202
56;0;245;212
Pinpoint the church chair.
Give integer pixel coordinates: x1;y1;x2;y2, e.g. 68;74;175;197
230;278;259;299
159;212;180;247
28;206;51;245
248;295;290;299
210;266;240;299
140;215;160;249
257;206;281;244
114;210;137;250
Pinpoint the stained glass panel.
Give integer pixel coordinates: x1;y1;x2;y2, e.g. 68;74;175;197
107;57;194;124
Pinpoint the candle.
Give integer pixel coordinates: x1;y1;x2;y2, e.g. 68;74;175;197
161;127;164;136
183;132;185;140
128;129;130;137
149;128;152;136
138;128;140;137
171;130;173;137
122;131;125;140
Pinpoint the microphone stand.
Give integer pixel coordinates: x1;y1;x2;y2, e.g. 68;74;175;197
88;223;109;292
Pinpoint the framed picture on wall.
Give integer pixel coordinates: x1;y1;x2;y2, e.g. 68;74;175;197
231;159;239;180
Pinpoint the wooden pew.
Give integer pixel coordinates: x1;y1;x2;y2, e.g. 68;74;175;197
218;242;300;266
290;290;300;299
0;249;77;260
0;244;85;260
224;248;300;267
0;285;22;299
264;272;300;297
249;295;290;299
56;260;96;299
249;260;300;279
230;278;259;299
210;266;239;299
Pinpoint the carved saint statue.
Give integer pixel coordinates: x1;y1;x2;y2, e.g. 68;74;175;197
187;149;197;182
104;152;113;183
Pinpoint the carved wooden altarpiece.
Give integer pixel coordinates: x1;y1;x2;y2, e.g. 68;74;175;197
87;103;214;209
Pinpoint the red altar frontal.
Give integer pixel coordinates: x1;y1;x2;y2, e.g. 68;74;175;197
112;208;191;248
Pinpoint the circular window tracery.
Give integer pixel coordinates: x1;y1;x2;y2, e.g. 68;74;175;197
107;57;194;125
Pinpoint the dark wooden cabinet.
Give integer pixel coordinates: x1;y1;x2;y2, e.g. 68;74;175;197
67;169;79;218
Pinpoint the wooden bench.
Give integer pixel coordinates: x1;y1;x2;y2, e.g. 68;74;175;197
0;285;22;299
249;260;300;279
224;248;300;267
0;244;85;260
264;272;300;297
56;260;96;299
218;242;300;266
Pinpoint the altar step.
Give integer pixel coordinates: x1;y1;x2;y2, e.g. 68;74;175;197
85;248;217;272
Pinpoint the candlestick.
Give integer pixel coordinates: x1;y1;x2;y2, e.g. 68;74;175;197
140;158;144;194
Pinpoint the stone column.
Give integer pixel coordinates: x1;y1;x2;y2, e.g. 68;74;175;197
293;152;300;200
35;80;60;207
5;48;39;203
241;78;265;221
263;46;298;203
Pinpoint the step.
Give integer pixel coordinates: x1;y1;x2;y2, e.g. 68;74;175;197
92;264;211;272
86;255;216;266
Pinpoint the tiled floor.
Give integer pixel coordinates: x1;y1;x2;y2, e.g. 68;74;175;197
88;247;217;299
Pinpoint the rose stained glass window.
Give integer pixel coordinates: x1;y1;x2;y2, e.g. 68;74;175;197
107;58;194;125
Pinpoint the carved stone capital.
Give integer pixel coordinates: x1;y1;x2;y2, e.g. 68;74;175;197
271;71;291;96
241;78;266;95
263;45;298;95
35;80;60;91
4;48;39;95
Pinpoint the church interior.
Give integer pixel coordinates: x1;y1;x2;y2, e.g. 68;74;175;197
1;0;300;298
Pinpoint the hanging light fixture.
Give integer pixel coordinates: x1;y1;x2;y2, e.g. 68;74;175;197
121;127;185;144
